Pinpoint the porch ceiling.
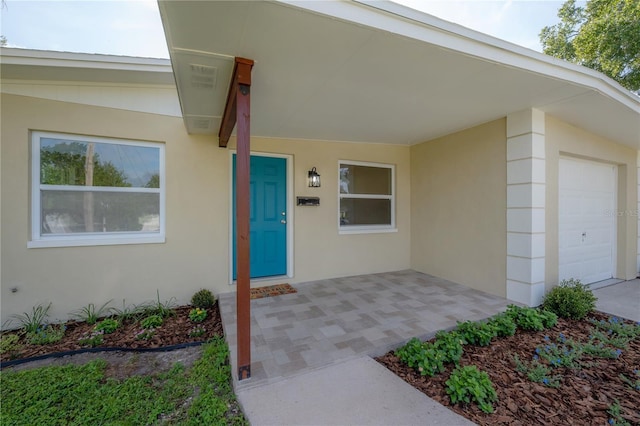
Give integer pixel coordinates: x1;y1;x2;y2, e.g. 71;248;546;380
159;0;639;149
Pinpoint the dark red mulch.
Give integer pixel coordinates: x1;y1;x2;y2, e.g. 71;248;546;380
1;302;224;363
376;312;640;426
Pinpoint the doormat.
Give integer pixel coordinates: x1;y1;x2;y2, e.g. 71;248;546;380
250;283;297;300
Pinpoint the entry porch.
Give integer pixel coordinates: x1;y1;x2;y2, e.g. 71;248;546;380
219;269;513;390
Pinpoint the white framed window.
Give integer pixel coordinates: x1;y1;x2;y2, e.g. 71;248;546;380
29;131;165;248
338;160;396;234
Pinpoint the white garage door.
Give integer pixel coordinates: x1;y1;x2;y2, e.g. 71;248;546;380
559;158;616;285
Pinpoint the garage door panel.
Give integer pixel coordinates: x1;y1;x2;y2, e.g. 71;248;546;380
559;158;615;285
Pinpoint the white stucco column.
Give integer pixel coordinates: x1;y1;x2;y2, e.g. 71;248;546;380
506;109;546;306
637;150;640;274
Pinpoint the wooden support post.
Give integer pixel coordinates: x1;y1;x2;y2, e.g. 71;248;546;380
221;57;254;381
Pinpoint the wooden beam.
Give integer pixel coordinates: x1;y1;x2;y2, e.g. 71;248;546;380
231;57;254;381
219;58;254;148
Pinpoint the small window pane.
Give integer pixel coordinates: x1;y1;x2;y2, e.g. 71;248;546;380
41;190;160;234
339;164;391;195
340;198;391;226
40;138;160;188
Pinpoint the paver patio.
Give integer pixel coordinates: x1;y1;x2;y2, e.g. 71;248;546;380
219;269;513;390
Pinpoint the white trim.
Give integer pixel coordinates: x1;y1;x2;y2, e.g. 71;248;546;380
338;160;396;233
228;151;294;285
339;227;398;235
30;131;165;248
40;185;160;193
27;235;165;249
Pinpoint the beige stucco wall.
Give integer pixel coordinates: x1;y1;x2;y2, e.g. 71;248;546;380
410;119;507;297
545;115;638;289
0;94;410;326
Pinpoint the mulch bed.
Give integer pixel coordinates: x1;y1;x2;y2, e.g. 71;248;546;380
1;302;224;363
376;311;640;426
250;283;297;299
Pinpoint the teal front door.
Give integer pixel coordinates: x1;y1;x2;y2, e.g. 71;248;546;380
233;155;287;279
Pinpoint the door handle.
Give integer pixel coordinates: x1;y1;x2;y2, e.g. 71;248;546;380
281;219;286;224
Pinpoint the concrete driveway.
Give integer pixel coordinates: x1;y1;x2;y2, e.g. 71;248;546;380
593;279;640;322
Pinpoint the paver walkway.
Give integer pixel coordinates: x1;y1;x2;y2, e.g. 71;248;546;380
219;269;512;390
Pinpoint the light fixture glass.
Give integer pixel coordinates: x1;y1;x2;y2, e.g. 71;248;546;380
308;167;321;187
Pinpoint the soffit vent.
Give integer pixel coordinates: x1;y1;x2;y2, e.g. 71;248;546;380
189;64;217;90
192;118;212;129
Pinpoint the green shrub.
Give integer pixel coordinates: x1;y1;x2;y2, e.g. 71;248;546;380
191;289;216;309
446;365;498;413
11;303;51;333
505;305;553;331
94;318;119;334
539;309;558;328
0;334;22;355
395;338;446;377
141;315;163;329
26;324;66;345
433;331;464;364
542;279;596;320
487;313;517;337
456;320;497;346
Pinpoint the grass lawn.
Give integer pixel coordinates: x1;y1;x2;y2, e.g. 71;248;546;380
0;336;247;425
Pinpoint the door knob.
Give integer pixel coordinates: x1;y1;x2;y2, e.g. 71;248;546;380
281;219;286;224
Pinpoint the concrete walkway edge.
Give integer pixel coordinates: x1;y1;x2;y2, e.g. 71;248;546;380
237;356;474;426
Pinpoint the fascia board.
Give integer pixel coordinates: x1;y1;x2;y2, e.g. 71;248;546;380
0;48;172;74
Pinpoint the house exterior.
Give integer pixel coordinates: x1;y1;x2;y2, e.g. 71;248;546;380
1;0;638;328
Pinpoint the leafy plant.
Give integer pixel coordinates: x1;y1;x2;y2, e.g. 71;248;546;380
191;288;216;309
590;316;640;341
542;278;596;320
0;334;22;356
456;320;497;346
513;354;561;387
70;300;114;325
11;303;51;333
135;329;155;341
619;370;640;391
395;338;446;377
539;309;558;328
607;400;631;426
189;308;207;323
487;312;517;337
189;326;207;338
79;331;104;348
505;305;549;331
446;365;498;413
140;315;163;329
433;330;464;364
94;318;119;334
535;334;582;368
26;325;66;345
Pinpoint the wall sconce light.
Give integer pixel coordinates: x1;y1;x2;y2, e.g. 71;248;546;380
308;167;321;188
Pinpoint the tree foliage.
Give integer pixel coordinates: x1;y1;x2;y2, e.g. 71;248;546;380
540;0;640;92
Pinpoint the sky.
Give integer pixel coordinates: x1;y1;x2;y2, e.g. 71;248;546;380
0;0;580;58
